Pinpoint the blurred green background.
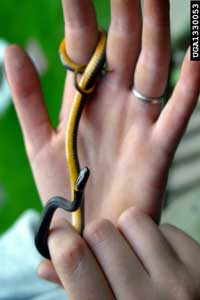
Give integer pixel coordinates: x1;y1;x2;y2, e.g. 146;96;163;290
0;0;110;233
0;1;195;235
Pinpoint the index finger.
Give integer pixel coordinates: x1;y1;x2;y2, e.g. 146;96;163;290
59;0;99;121
48;218;114;299
61;0;98;64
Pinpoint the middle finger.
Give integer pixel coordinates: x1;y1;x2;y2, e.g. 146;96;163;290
84;219;149;299
107;0;142;87
134;0;170;98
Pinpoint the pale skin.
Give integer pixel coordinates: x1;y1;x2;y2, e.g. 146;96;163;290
3;0;200;292
44;207;200;299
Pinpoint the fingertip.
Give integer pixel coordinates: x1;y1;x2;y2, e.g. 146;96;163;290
3;44;39;99
177;47;200;100
118;206;146;230
83;218;113;245
4;44;28;72
183;46;200;71
186;46;200;66
4;44;23;57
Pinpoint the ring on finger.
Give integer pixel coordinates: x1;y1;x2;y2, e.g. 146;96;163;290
132;86;164;105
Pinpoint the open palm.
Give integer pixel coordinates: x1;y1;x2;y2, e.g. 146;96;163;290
4;0;200;226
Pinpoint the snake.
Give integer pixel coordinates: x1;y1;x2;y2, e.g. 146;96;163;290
34;29;107;259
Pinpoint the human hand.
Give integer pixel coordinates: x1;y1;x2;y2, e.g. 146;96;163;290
37;207;200;299
4;0;200;225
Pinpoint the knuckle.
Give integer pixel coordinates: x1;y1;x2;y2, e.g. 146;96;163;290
110;20;133;35
55;236;86;273
138;50;169;74
84;219;112;246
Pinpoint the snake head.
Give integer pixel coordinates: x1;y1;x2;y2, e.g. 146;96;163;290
75;167;90;192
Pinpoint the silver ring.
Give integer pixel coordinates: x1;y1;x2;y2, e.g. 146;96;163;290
132;87;164;104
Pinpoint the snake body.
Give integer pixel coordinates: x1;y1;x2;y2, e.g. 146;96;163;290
35;30;107;259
